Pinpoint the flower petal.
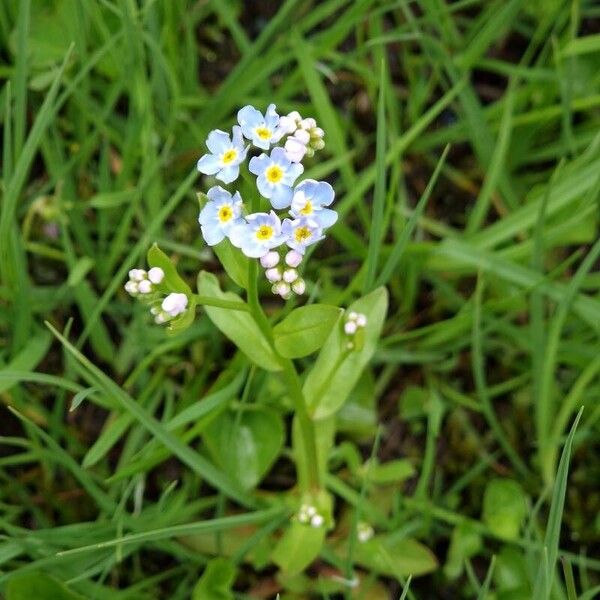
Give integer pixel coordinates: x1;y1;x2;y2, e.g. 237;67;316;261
216;164;240;184
206;129;231;154
201;224;226;246
197;154;221;175
270;184;293;209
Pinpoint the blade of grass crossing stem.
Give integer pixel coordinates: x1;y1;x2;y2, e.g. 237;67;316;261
46;322;252;508
532;408;583;600
0;44;74;290
472;274;530;477
376;144;450;287
466;79;515;233
539;230;600;484
13;0;30;159
363;60;387;294
398;576;413;600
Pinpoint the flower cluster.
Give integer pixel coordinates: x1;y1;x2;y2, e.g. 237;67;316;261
124;267;188;325
297;503;324;528
343;311;367;350
197;104;336;298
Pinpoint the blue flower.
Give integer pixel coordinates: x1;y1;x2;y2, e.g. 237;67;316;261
197;126;248;184
281;217;324;254
229;211;287;258
237;104;285;150
290;179;337;228
199;186;244;246
249;147;304;209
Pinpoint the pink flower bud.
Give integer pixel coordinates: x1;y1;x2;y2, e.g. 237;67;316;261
260;251;280;269
265;267;282;282
283;268;298;283
292;279;305;295
285;250;303;268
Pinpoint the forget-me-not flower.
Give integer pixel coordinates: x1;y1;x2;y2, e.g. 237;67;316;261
229;211;287;258
197;126;248;184
281;217;324;254
237;104;285;150
249;147;304;209
290;179;337;228
199;186;244;246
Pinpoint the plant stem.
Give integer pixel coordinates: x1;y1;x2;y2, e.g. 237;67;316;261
193;295;250;312
245;252;322;493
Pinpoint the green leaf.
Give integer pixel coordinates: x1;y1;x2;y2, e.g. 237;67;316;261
147;243;192;295
0;330;51;393
444;522;482;579
365;459;415;485
482;479;527;540
6;571;84;600
273;304;342;358
213;239;249;289
272;520;326;575
197;271;281;372
192;557;237;600
204;408;284;490
303;287;388;419
344;535;437;579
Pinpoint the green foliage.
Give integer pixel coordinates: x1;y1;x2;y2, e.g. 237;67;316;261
6;571;84;600
192;558;237;600
273;304;342;358
482;479;528;540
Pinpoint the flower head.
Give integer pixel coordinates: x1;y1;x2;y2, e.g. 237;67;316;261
199;186;244;246
161;293;188;317
229;211;286;258
197;126;248;184
290;179;337;228
282;217;324;254
237;104;285;150
249;147;304;209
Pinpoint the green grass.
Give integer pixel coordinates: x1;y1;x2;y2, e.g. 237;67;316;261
1;0;600;598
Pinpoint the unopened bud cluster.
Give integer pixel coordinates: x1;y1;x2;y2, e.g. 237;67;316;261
260;250;306;299
124;268;164;296
124;267;189;325
280;111;325;163
356;522;374;543
344;311;367;335
297;504;324;528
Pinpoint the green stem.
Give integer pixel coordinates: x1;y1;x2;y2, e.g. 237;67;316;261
245;252;322;493
193;295;250;312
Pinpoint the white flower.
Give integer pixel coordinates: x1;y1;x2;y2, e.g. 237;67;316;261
138;279;152;294
281;217;324;254
196;126;248;184
265;267;282;282
147;267;164;284
237;104;286;150
290;179;337;228
278;110;302;134
260;251;280;269
344;321;357;335
357;522;374;543
292;278;305;295
283;268;298;283
124;281;139;295
199;186;245;246
229;211;287;258
161;293;188;317
285;250;303;268
310;514;324;528
344;311;367;336
128;269;146;282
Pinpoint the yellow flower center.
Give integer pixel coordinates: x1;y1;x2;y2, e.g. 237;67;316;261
256;225;274;240
221;149;237;164
294;226;312;243
299;201;313;216
255;126;272;140
218;205;233;222
265;165;283;184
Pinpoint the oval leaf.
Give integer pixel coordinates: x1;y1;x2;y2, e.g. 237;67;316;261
197;271;281;371
274;304;342;358
147;243;192;294
272;520;326;575
303;287;388;419
204;409;284;490
482;479;527;540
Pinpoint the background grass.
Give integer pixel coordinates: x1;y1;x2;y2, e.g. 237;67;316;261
1;0;600;598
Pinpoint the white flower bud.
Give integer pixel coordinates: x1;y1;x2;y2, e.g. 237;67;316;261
138;279;152;294
265;267;282;282
346;341;354;350
292;278;305;295
293;129;310;144
285;250;303;268
310;514;324;528
283;268;298;283
150;306;160;315
274;281;291;298
147;267;165;284
312;138;325;150
155;312;167;324
124;281;138;295
129;269;146;282
284;136;308;163
161;293;188;317
348;311;358;321
344;321;357;335
300;117;316;130
357;522;374;543
260;251;280;269
356;314;367;327
312;127;324;139
306;505;317;517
